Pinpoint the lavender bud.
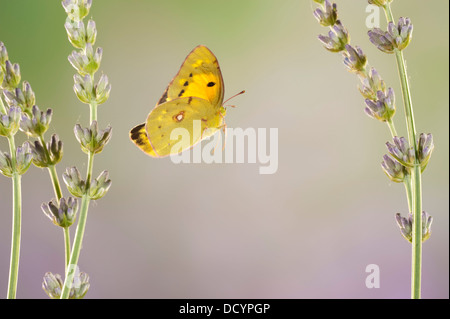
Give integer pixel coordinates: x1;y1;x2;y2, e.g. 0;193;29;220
0;41;8;67
95;74;111;105
368;17;413;53
30;134;63;168
381;154;407;183
15;142;33;175
42;197;79;228
74;73;94;104
86;19;97;45
358;67;386;100
368;28;395;54
395;213;412;243
20;105;53;137
313;0;337;27
89;170;111;200
1;60;21;90
417;133;434;172
42;271;90;299
318;20;349;52
0;151;13;177
388;17;413;51
395;211;433;243
65;20;86;49
74;121;112;154
0;106;21;137
0;142;33;177
364;88;396;122
3;81;36;112
68;43;101;76
422;211;433;242
63;166;86;197
62;0;92;22
42;272;64;299
386;136;415;168
343;45;367;73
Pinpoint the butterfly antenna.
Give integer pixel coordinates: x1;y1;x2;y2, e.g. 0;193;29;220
223;90;245;107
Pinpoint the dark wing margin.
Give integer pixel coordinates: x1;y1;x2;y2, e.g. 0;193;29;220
129;123;157;157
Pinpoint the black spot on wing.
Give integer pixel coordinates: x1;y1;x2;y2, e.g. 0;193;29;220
189;73;193;77
183;81;189;86
207;82;216;87
178;89;185;97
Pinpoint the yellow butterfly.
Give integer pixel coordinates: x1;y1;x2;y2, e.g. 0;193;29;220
130;45;241;157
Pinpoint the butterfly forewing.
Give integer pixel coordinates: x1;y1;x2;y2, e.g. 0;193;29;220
158;45;224;108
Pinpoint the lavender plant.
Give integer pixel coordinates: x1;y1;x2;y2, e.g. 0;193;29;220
55;0;112;299
312;0;434;298
1;39;83;299
1;42;33;299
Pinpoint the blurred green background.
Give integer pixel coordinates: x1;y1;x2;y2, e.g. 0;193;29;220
0;0;448;298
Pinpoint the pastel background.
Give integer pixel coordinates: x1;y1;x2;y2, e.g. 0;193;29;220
0;0;448;298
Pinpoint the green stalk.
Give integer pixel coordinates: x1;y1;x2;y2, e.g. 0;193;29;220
387;119;398;138
60;194;90;299
60;101;97;299
90;101;97;123
410;165;422;299
47;164;63;200
0;94;6;113
6;136;21;299
384;3;423;299
39;134;71;270
63;227;71;272
403;174;413;213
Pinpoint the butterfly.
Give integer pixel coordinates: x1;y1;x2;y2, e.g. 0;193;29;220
130;45;242;158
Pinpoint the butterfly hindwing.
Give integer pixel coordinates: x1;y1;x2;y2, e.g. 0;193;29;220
146;97;224;157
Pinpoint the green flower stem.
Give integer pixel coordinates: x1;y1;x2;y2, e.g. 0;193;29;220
47;164;63;200
86;148;95;188
384;3;423;299
90;100;97;123
60;194;90;299
39;134;70;271
60;133;96;298
38;134;64;199
410;165;423;299
6;136;21;299
394;52;418;149
403;174;413;213
0;94;6;113
63;227;71;272
387;119;398;138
